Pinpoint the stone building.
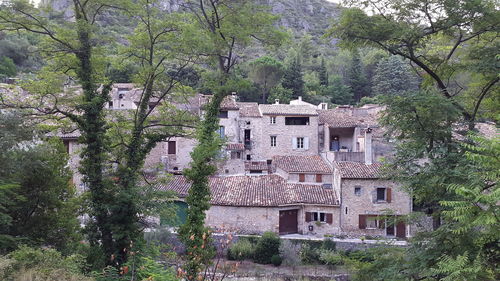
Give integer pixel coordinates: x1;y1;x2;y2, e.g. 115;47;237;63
55;84;412;239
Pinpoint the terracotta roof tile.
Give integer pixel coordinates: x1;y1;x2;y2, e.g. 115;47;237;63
237;102;261;117
273;155;332;173
259;104;318;116
334;162;383;179
318;108;379;128
156;175;339;206
220;96;239;110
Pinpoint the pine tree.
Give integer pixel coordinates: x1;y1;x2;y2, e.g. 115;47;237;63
318;57;328;86
282;56;304;99
346;49;369;103
373;55;419;96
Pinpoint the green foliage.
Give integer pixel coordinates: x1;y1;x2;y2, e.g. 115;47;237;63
346;247;407;281
270;254;282;266
0;56;16;77
282;55;304;99
372;55;419;96
318;57;328;86
0;246;92;281
267;84;293;104
253;232;281;264
248;56;284;103
278;239;301;266
227;239;254;261
318;250;343;268
346;49;369;103
327;75;353;105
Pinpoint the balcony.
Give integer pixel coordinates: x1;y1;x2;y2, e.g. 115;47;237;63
332;151;364;162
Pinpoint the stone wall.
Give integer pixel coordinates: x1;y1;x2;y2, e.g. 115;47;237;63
340;179;411;237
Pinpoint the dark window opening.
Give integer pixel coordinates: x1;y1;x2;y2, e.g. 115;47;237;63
244;129;251;148
249;170;262;174
377;188;386;201
246;154;251;160
108;101;113;108
355;186;361;196
168;141;176;155
285;117;309;125
266;159;272;165
218;110;228;118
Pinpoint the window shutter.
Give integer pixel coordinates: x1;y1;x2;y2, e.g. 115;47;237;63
359;215;366;229
299;174;305;182
305;212;312;222
304;137;309;149
326;213;333;224
292;137;297;149
387;188;392;203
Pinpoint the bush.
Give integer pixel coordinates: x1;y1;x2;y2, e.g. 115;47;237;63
0;246;92;281
227;239;254;261
279;239;301;266
270;254;282;266
254;232;280;264
299;243;322;264
321;239;336;251
319;250;343;268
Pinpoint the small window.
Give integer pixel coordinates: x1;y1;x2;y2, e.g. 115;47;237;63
246;154;251;160
270;116;276;124
297;137;304;149
246;121;251;125
270;136;277;147
316;174;322;183
249;170;262;174
108;101;113;108
218;126;225;138
218;110;228;118
299;173;305;182
366;217;379;229
312;212;327;222
355;186;362;196
377;188;386;201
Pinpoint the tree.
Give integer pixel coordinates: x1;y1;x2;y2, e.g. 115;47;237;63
0;56;16;78
282;55;304;99
372;55;419;96
248;56;283;104
346;49;369;103
327;75;353;105
329;0;500;127
267;84;293;104
178;1;285;279
318;56;328;86
0;112;80;254
0;0;115;266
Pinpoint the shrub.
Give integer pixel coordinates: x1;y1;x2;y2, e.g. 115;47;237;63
279;239;301;266
1;246;92;281
227;239;254;261
319;250;343;268
321;239;336;251
299;243;321;264
254;232;280;264
270;254;282;266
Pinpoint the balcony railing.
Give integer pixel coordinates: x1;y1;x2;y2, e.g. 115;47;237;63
333;151;364;162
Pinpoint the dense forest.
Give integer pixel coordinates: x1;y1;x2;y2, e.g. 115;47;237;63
0;0;498;280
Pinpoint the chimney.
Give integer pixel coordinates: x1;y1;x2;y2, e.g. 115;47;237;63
275;99;280;104
231;92;237;101
298;96;302;101
364;128;373;165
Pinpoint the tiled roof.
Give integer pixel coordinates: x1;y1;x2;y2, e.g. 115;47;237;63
273;155;332;173
237;102;261;117
318;108;379;128
220;96;239;110
47;130;81;139
244;161;268;171
227;143;245;151
259;104;318;116
156;174;339;206
334;162;383;179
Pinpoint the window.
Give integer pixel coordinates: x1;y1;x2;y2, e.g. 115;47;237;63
366;217;379;229
377;187;386;201
270;116;276;124
246;154;251;160
306;212;333;224
249;170;262;174
218;126;225;138
167;141;176;155
299;173;305;182
108;101;113;108
218;110;228;118
270;136;277;147
297;137;304;149
316;174;322;183
285;116;309;125
293;137;309;149
359;215;384;229
354;186;362;196
230;151;241;159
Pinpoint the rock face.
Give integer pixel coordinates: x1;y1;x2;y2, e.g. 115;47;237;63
41;0;340;37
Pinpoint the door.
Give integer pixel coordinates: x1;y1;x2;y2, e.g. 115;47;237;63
279;209;298;235
168;141;176;155
396;221;406;238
